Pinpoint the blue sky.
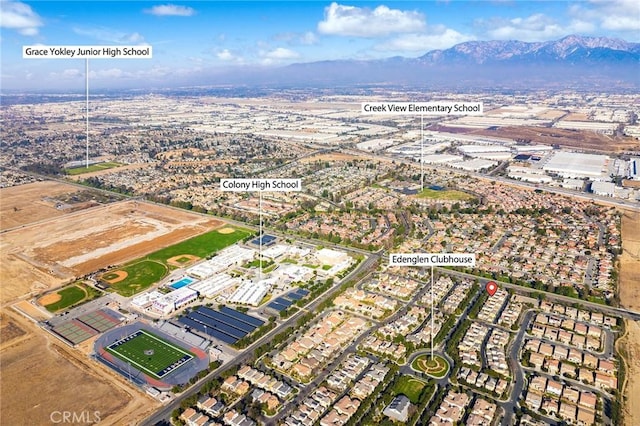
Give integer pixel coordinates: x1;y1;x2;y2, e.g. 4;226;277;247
1;1;639;90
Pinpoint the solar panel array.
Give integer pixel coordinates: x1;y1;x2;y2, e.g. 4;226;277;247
177;306;265;345
51;309;123;345
267;288;310;311
251;234;276;246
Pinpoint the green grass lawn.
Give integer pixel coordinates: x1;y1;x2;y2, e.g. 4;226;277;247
245;259;274;269
105;227;251;296
65;162;123;175
105;330;194;379
393;375;426;404
44;285;87;312
148;227;252;263
411;354;450;379
109;260;167;296
417;188;475;201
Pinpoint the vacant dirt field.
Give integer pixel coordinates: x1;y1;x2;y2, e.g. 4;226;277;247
623;180;640;189
0;200;223;304
0;312;27;348
620;320;640;426
619;212;640;311
0;181;82;231
0;309;157;425
434;125;639;153
618;211;640;426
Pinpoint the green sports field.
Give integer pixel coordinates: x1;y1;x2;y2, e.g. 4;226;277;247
104;226;252;296
148;227;252;263
65;162;123;175
43;285;86;312
108;260;167;296
417;188;475;201
105;330;194;379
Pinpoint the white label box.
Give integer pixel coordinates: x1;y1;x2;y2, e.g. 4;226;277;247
389;253;476;267
220;178;302;192
361;102;482;115
23;45;152;59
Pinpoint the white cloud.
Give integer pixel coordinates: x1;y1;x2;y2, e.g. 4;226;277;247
49;69;83;79
275;31;318;45
145;4;195;17
217;49;235;60
301;31;318;45
215;49;245;64
73;27;146;44
569;0;639;35
378;27;475;52
591;0;639;31
259;47;300;65
318;2;425;37
89;68;125;79
264;47;299;60
478;13;595;42
0;1;43;36
602;15;639;31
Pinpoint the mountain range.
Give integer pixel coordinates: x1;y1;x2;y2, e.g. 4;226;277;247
218;35;640;90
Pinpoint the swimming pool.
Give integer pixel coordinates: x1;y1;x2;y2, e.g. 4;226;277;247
170;277;196;289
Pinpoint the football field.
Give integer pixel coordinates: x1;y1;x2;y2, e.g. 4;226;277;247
105;330;194;379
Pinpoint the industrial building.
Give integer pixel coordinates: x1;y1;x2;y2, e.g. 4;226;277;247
542;152;610;180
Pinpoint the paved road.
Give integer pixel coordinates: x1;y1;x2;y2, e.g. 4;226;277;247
501;310;534;426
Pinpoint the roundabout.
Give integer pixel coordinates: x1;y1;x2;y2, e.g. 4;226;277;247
411;354;450;379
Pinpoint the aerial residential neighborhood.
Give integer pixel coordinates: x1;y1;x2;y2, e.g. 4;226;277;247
2;1;640;426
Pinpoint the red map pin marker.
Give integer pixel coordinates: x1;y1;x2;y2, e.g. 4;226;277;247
486;281;498;296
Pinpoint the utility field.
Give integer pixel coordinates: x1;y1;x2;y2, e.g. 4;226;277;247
105;330;194;379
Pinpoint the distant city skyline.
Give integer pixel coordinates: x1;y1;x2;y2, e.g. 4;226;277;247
1;0;639;90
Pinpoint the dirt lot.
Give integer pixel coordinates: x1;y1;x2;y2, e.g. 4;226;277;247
0;309;157;425
0;181;82;231
620;320;640;426
617;211;640;426
619;212;640;311
0;200;223;305
433;125;640;153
